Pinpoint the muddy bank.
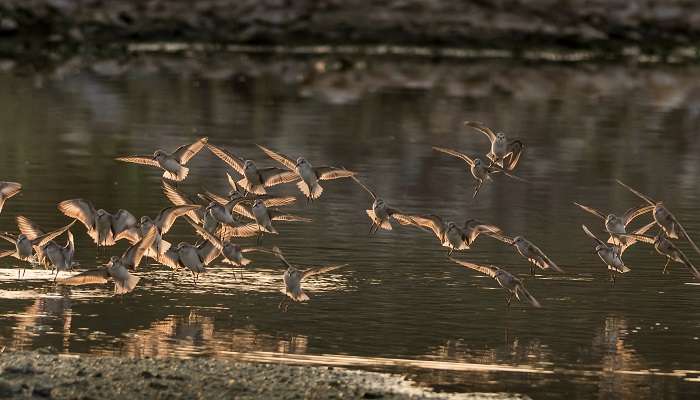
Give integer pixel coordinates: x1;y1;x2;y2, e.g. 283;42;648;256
0;351;526;399
1;1;700;58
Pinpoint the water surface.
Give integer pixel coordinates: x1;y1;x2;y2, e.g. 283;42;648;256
1;55;700;398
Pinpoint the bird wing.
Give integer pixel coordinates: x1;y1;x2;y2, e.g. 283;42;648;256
205;143;245;175
314;167;355;181
676;247;700;280
218;222;260;239
58;199;97;230
0;232;17;244
32;220;76;248
389;212;418;226
155;204;201;234
515;285;542;308
112;209;138;234
162;180;203;223
121;226;158;269
268;210;312;223
155;248;181;269
616;180;656;206
467;222;503;243
197;241;221;265
186;218;224;250
199;190;227;205
486;162;530;182
619;233;656;246
573;202;606;220
257;145;297;171
504;140;525;171
114;227;140;244
432;146;474;166
622;205;654;226
259;168;300;187
350;175;377;200
15;215;46;239
261;196;297;208
302;264;347;280
464;121;497;143
483;231;515;245
270;246;294;268
408;214;446;238
448;257;498;278
668;211;700;256
172;137;208;165
57;268;110;286
0;182;22;213
115;156;160;167
581;225;606;246
230;202;255;220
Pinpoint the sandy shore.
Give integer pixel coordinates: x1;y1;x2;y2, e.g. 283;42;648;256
0;351;528;399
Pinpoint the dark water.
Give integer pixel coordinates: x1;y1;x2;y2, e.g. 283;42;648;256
1;55;700;399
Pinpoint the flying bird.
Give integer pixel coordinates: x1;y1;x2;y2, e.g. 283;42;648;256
154;239;221;283
57;199;137;249
0;181;22;214
115;137;208;181
257;144;355;200
617;179;700;256
464;121;525;170
269;247;346;311
449;258;541;309
57;226;158;294
401;214;502;255
206;144;299;194
485;233;563;275
432;146;527;198
350;176;416;233
0;219;75;277
574;202;653;245
621;231;700;280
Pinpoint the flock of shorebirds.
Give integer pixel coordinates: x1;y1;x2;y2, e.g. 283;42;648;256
1;121;699;310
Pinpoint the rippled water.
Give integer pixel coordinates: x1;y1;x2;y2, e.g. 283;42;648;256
1;54;700;398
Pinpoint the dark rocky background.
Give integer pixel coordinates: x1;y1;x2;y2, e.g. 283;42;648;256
1;0;700;57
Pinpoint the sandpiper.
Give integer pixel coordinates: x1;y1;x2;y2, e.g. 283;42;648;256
234;199;311;243
207;143;299;194
581;222;656;285
0;220;75;277
350;176;416;233
257;145;355;200
464;121;525;170
57;199;137;249
58;226;158;294
485;232;563;275
402;214;502;255
432;146;527;198
269;247;346;311
449;257;541;309
155;239;221;284
574;202;654;246
0;181;22;214
116;204;201;257
617;179;700;256
115;137;208;181
42;231;76;281
620;231;700;280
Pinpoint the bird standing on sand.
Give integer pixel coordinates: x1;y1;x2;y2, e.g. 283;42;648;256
58;226;158;294
206;144;299;194
350;176;416;233
257;145;355;200
574;202;654;246
617;180;700;256
57;199;137;249
115;137;208;181
464;121;525;170
449;258;541;309
432;146;526;198
401;214;502;255
0;182;22;214
485;232;563;275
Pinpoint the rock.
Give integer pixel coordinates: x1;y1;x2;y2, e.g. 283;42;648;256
32;385;53;398
0;379;19;398
0;18;17;32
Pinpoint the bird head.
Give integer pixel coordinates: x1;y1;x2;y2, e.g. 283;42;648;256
295;157;307;167
496;132;506;141
108;256;120;266
140;216;152;225
243;159;255;169
252;199;263;208
513;236;525;245
96;209;107;217
153;150;166;159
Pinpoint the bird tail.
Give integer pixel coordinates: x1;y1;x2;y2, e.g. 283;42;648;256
609;264;631;274
114;273;140;295
515;285;541;308
298;181;323;199
282;288;310;302
163;167;189;182
366;209;392;231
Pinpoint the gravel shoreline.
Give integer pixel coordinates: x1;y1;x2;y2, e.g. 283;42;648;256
0;351;528;399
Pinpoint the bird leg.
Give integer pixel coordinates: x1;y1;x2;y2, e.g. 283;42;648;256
368;222;376;235
505;293;513;310
530;265;535;276
447;247;454;256
609;271;616;287
663;257;670;274
472;181;483;199
278;298;289;312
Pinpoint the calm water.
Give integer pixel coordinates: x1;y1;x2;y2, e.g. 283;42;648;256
1;54;700;398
